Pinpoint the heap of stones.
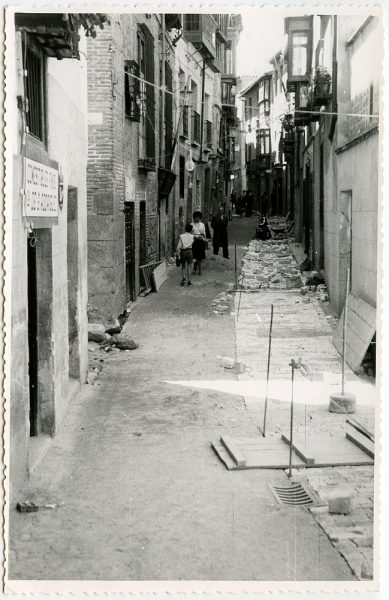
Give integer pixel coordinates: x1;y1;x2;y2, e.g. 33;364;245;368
239;239;302;290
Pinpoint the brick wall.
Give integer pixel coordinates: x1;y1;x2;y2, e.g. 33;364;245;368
87;15;160;321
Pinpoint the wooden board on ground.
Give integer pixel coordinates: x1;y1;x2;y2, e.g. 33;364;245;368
281;432;374;467
346;430;375;459
151;262;168;292
211;436;305;470
333;292;376;372
346;417;375;442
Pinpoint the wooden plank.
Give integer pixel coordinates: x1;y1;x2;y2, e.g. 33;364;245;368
333;292;375;371
346;430;375;459
281;432;374;467
281;433;316;465
211;437;305;470
346;417;375;442
220;435;247;467
210;441;236;470
151;262;168;292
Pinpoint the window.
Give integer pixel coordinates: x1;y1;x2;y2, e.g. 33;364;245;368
184;14;200;31
138;24;155;168
179;155;185;197
124;60;141;121
258;129;270;154
221;82;230;105
24;36;46;142
182;105;189;137
291;32;308;77
225;43;233;73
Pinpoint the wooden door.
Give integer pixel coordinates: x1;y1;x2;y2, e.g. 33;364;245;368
124;203;136;302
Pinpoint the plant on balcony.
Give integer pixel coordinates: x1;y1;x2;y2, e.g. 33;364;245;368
314;66;332;94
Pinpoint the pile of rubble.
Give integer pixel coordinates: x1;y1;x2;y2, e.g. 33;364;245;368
87;316;138;384
239;239;302;290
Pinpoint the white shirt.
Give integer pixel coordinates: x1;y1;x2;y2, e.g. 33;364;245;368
177;232;194;250
191;221;206;238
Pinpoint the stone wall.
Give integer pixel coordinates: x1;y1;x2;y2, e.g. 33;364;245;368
10;36;89;498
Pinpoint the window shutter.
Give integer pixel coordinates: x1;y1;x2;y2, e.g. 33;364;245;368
140;24;155;162
125;60;140;122
165;62;173;168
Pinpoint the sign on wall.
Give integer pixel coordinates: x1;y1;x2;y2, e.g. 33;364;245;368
23;157;59;219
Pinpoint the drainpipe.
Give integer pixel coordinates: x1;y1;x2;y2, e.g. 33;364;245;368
198;59;206;212
199;59;206;157
159;14;166;260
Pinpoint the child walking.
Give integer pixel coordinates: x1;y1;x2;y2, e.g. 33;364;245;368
176;223;194;286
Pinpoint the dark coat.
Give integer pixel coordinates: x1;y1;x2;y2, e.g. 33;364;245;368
211;214;228;245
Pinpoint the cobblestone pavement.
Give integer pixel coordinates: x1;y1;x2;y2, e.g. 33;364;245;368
233;239;376;581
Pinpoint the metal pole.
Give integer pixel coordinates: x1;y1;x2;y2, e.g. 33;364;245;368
234;245;237;290
237;274;245;320
342;268;350;395
288;359;295;478
262;304;274;437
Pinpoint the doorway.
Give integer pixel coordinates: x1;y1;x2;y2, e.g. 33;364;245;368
27;236;38;436
319;145;325;269
139;201;146;267
67;186;80;379
124;203;136;302
158;196;167;260
303;164;313;257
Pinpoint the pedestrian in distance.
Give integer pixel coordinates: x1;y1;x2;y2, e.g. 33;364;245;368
176;223;194;286
191;210;207;276
211;205;229;259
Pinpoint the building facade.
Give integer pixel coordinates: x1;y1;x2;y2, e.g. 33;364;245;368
284;14;380;315
86;14;162;322
8;13;100;497
86;12;241;322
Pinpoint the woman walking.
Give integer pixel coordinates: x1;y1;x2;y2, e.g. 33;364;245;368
191;210;207;275
176;223;194;286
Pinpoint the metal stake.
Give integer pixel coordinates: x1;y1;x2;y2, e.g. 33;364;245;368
262;304;274;437
341;268;350;395
234;245;237;291
288;359;296;478
237;273;245;320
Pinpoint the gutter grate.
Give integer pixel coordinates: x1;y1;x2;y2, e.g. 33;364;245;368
270;482;322;507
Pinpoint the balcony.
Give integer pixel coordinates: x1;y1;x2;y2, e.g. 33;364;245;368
213;55;224;74
183;14;216;61
214;14;228;42
192;111;201;145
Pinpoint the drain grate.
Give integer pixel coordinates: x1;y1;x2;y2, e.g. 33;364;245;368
270;482;322;507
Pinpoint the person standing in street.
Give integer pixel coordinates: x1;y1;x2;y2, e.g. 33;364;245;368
211;205;229;259
176;223;194;286
191;210;206;276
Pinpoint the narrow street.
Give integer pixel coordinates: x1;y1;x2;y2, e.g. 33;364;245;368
9;217;362;582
